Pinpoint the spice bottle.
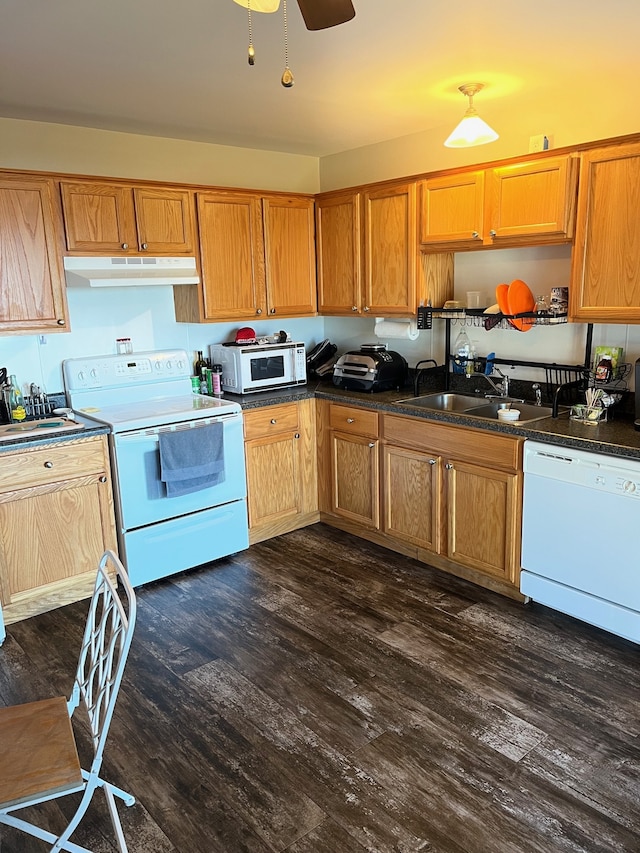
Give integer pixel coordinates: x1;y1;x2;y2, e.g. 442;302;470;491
595;355;613;383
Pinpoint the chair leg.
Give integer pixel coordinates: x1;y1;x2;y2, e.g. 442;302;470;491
0;813;92;853
103;784;130;853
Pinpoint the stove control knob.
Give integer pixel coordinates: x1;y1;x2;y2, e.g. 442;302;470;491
623;480;636;494
90;369;98;379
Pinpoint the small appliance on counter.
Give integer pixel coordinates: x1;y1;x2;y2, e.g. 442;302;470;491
209;339;306;394
332;344;408;393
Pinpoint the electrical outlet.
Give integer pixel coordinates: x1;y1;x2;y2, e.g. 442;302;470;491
529;134;552;153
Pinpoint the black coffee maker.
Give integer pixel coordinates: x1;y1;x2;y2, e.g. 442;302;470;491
635;358;640;430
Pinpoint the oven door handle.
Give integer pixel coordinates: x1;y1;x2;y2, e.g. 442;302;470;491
116;413;241;442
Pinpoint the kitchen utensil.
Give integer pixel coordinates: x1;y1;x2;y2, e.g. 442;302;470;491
507;279;536;332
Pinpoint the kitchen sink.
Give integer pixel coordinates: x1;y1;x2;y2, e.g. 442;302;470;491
396;392;483;412
395;393;555;423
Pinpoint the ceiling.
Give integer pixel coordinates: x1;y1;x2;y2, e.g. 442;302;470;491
0;0;637;158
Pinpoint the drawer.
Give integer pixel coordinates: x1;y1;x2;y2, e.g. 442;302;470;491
0;436;108;493
329;404;379;437
244;403;299;441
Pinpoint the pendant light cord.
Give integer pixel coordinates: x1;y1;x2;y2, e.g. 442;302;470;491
247;0;255;65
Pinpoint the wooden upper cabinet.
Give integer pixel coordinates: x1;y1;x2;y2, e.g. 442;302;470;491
132;187;195;254
486;155;578;244
419;171;485;248
363;182;417;316
570;141;640;323
0;175;69;334
316;190;362;315
419;154;578;251
197;191;266;322
60;180;195;254
263;195;317;317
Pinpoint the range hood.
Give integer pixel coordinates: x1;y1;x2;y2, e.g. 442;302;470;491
64;256;200;287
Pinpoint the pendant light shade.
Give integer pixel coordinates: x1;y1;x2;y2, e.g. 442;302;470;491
444;83;499;148
233;0;280;11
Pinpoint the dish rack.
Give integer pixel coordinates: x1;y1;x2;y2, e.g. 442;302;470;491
417;306;568;331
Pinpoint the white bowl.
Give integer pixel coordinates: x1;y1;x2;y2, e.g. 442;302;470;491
497;409;521;422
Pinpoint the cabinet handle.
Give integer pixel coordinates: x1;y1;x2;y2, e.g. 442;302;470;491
57;319;65;326
270;308;276;314
351;305;358;312
489;230;497;238
99;475;107;483
445;462;453;470
294;433;300;439
368;442;376;448
270;418;277;424
44;460;54;468
121;243;129;250
471;231;479;239
256;308;263;315
429;458;436;465
363;306;370;312
346;417;355;423
141;242;148;250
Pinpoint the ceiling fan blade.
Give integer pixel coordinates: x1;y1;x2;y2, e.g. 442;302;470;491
296;0;355;30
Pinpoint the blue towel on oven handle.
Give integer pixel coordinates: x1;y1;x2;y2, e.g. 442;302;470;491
158;421;225;497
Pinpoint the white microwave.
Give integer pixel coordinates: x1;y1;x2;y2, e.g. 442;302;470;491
209;341;307;394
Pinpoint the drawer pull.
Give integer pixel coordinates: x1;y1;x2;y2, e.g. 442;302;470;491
429;458;436;465
270;418;277;424
99;475;107;483
44;461;54;468
445;462;453;470
368;442;375;448
294;433;300;439
347;417;355;424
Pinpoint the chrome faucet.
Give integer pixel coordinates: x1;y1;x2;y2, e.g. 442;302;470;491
468;367;510;397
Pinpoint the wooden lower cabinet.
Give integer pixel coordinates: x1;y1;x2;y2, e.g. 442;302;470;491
244;400;319;544
318;402;524;598
0;435;118;625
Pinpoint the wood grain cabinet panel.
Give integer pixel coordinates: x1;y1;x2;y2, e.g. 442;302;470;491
244;400;318;544
382;444;442;552
316;190;362;315
60;180;195;254
419;154;577;251
0;435;117;625
263;196;317;317
570;141;640;323
0;175;68;334
331;431;379;529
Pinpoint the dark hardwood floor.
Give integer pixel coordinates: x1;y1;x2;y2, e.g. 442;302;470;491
1;523;639;852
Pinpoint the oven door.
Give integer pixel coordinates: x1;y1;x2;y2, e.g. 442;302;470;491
111;412;246;531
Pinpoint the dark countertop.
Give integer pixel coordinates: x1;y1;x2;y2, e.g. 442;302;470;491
0;421;110;452
226;380;640;462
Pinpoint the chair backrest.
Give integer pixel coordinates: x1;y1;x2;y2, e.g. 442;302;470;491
68;550;136;763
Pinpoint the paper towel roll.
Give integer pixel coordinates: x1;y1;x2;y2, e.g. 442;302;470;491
374;318;419;341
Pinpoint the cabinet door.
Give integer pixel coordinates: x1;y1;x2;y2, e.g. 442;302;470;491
0;176;69;333
445;458;520;583
419;172;485;248
331;431;379;528
133;187;196;254
316;191;362;315
486;155;578;244
570;142;640;323
363;182;417;316
263;196;317;317
245;432;301;529
382;445;443;552
60;181;136;252
197;191;266;321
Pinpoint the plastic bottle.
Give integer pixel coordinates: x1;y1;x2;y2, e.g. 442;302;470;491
8;375;26;422
453;328;471;374
211;364;223;396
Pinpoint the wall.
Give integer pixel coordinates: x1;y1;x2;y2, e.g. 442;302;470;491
0;118;320;193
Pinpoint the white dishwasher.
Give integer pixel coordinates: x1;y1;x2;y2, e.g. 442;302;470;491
521;440;640;644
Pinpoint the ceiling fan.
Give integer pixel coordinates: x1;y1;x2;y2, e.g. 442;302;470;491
233;0;355;30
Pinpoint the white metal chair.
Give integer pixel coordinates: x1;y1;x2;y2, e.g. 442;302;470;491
0;549;137;852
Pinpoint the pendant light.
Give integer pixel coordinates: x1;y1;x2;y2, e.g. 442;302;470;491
444;83;499;148
233;0;280;11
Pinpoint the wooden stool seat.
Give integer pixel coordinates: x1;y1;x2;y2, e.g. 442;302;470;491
0;695;82;809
